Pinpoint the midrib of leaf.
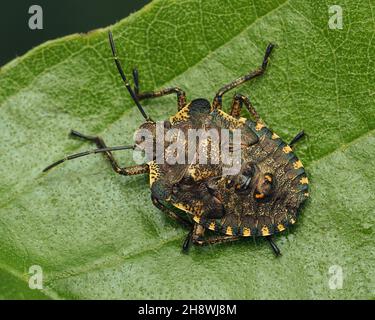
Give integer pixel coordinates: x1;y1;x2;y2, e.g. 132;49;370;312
0;262;61;300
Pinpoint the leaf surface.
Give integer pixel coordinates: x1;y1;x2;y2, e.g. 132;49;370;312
0;0;374;299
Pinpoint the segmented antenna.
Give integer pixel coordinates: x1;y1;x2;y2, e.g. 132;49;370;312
43;145;135;172
108;31;151;122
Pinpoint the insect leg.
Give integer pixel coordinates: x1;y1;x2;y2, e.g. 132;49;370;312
70;130;148;176
182;226;194;252
132;68;187;110
229;93;260;121
192;225;241;246
266;236;281;257
182;223;205;252
212;43;274;110
289;130;305;146
193;235;241;246
151;196;192;228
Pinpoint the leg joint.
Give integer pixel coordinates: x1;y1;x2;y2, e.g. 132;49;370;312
191;237;205;246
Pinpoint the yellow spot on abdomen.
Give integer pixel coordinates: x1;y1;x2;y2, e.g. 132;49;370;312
293;160;303;169
283;145;292;154
193;215;201;223
271;132;280;139
255;122;265;131
300;177;309;184
261;226;270;236
208;222;216;231
277;224;285;232
239;117;247;124
242;227;251;237
226;226;233;235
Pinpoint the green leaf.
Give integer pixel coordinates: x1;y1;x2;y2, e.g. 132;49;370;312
1;0;374;299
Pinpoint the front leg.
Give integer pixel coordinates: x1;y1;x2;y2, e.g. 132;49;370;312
132;68;187;110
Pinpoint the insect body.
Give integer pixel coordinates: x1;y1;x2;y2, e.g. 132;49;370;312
44;31;308;256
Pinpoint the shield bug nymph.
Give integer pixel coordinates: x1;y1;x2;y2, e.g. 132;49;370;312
44;31;308;256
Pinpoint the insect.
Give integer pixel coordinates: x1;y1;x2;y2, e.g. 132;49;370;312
44;31;308;256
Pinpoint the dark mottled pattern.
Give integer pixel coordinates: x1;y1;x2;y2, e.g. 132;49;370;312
151;102;308;237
